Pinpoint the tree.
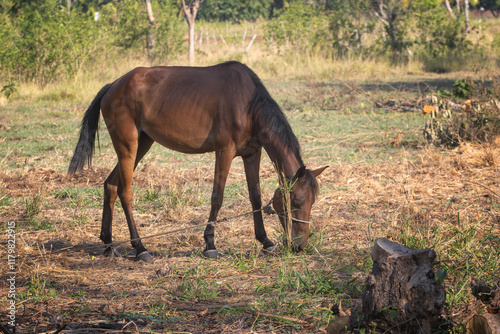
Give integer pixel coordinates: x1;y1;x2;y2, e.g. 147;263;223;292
182;0;202;65
371;0;407;57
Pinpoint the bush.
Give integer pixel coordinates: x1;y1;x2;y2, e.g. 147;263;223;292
265;0;329;55
328;2;375;60
424;79;500;147
0;0;184;84
109;0;184;63
412;8;487;73
198;0;272;22
0;0;109;84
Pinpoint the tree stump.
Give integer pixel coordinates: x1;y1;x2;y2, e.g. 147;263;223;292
467;313;500;334
362;238;445;334
468;279;500;333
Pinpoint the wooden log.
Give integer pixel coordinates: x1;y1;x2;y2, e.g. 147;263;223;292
467;313;500;334
362;238;445;334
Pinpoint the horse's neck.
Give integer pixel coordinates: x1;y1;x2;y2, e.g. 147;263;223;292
263;144;302;179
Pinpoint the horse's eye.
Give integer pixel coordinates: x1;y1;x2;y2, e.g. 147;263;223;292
292;196;305;208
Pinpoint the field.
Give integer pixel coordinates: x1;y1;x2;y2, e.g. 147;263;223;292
1;68;500;333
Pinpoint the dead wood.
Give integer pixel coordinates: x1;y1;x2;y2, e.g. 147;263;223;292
362;238;445;334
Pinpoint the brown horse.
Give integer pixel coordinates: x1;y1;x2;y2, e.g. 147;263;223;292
68;61;327;261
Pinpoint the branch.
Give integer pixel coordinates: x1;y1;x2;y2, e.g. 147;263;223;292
443;0;456;18
182;0;202;21
371;0;389;25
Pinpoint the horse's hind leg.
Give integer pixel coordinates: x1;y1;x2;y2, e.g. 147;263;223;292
243;150;276;255
101;165;121;257
101;133;154;260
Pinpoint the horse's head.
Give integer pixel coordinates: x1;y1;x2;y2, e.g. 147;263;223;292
272;166;328;252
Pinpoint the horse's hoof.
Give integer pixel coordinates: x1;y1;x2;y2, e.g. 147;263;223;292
104;247;122;258
203;249;219;259
137;251;154;262
263;245;278;256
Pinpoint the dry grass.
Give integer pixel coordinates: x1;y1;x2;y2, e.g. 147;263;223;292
1;60;500;332
1;139;499;332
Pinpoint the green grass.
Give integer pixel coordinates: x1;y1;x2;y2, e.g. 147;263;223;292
0;79;426;174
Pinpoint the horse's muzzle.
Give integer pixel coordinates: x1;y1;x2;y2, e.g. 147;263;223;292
291;243;304;252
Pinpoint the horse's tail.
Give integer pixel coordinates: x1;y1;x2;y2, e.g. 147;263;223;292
68;83;112;176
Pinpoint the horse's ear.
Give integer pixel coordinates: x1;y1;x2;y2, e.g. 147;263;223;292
311;166;329;178
296;165;306;178
289;166;306;185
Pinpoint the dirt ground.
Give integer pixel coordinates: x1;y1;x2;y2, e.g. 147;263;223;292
1;140;499;333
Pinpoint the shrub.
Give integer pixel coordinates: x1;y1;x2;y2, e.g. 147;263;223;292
265;0;329;55
0;0;184;84
327;1;375;60
424;79;500;147
198;0;272;22
0;0;107;84
413;8;486;73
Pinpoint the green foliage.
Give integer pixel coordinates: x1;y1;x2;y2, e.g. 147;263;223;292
328;1;374;59
415;9;467;58
92;0;184;63
1;80;19;99
0;194;12;207
453;79;475;99
265;0;329;55
493;33;500;54
0;0;108;84
411;0;442;11
381;305;398;319
174;266;221;301
24;190;43;220
153;1;185;63
198;0;272;22
0;0;183;83
369;0;413;62
18;271;57;303
112;0;146;50
436;269;447;284
413;8;481;73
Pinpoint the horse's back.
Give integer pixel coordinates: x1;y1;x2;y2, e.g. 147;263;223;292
100;62;258;154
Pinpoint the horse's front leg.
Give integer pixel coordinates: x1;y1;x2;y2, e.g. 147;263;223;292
203;148;235;258
243;150;276;255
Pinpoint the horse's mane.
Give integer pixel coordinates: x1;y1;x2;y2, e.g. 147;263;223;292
240;62;304;168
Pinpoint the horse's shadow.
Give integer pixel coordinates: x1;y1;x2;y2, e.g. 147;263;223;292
42;240;199;262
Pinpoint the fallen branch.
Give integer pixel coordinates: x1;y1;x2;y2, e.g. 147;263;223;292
249;310;307;324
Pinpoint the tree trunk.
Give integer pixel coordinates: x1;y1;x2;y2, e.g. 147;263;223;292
362;238;446;334
464;0;470;37
144;0;155;61
182;0;201;66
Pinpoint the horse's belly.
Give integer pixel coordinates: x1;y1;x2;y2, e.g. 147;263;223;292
145;126;215;154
